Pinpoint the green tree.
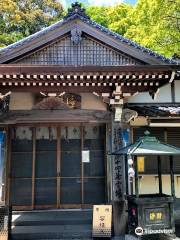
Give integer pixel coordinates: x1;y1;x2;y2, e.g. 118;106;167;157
125;0;180;57
87;4;133;34
107;4;133;36
0;0;64;47
1;0;179;58
87;6;110;28
87;0;179;58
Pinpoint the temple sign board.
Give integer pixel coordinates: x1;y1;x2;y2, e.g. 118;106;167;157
92;205;112;238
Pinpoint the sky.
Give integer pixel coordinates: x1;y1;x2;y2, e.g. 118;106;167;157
62;0;137;8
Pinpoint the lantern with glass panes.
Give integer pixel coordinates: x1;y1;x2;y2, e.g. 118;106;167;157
111;131;180;237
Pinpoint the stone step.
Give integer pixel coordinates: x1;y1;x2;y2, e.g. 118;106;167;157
12;209;92;226
11;224;92;240
13;209;92;219
11;210;93;240
13;218;91;226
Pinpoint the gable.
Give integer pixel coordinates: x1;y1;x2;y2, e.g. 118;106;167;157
14;33;143;66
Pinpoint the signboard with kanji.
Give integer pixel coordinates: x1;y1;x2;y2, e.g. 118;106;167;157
145;207;166;225
137;156;145;173
92;205;112;237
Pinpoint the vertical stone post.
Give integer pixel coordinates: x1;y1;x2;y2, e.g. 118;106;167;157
111;110;130;236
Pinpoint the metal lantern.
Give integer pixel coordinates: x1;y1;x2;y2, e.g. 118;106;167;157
111;131;180;237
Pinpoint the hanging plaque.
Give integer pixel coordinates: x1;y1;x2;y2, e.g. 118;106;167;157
92;205;112;238
82;150;90;163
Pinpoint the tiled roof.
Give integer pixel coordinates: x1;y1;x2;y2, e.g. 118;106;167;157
126;103;180;117
0;2;178;64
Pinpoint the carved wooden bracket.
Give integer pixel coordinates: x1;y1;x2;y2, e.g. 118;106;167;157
34;93;81;110
0;92;11;114
71;28;82;45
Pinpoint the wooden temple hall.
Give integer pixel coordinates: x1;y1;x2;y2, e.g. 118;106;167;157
0;2;180;238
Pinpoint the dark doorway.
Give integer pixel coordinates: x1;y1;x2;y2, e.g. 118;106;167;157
10;124;106;210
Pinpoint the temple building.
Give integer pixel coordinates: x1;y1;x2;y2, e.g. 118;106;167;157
0;2;179;239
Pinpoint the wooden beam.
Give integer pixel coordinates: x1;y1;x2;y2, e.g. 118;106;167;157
0;64;178;74
0;110;112;124
0;85;161;94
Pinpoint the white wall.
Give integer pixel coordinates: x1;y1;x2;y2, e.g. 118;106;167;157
128;83;172;103
9;92;35;110
138;175;180;198
175;80;180;102
80;93;107;110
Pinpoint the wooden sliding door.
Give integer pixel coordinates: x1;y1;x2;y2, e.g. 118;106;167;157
10;127;33;210
60;126;82;207
9;124;106;210
34;127;57;209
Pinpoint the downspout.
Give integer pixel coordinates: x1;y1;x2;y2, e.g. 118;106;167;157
169;70;176;83
169;71;176;103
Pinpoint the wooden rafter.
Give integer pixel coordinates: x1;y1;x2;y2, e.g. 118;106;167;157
0;65;179;95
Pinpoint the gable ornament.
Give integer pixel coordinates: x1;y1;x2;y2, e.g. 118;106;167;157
71;28;82;45
64;2;90;20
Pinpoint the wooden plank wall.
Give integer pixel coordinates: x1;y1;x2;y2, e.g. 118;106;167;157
15;34;141;66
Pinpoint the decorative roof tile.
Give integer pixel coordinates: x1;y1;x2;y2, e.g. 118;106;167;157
0;2;178;64
64;2;90;20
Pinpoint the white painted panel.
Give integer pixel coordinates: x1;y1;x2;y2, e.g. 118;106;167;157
139;175;159;194
175;176;180;198
9;92;35;110
80;93;107;110
175;80;180;102
128;83;172;103
139;175;180;198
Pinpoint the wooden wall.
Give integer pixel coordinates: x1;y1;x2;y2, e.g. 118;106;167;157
9;93;107;111
15;34;141;66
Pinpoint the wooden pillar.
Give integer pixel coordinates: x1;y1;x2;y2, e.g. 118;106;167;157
125;155;129;195
6;127;11;207
170;155;175;197
158;156;162;195
31;127;36;209
57;127;61;208
134;156;139;198
81;125;84;206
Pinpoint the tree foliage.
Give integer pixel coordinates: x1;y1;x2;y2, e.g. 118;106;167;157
88;0;179;58
86;6;110;28
125;0;180;57
0;0;179;58
0;0;64;47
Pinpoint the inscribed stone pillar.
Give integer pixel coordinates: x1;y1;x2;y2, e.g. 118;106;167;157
111;112;130;236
